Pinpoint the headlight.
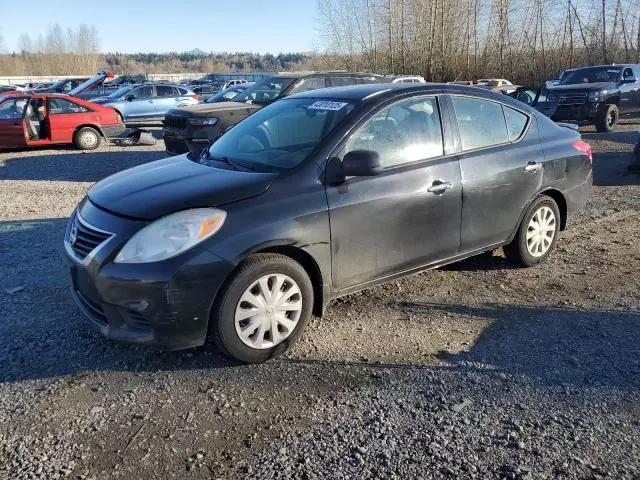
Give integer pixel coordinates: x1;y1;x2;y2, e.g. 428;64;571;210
588;91;604;102
114;208;226;264
188;117;219;126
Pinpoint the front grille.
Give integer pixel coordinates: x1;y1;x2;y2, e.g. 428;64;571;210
75;289;107;326
69;214;112;261
556;93;587;105
164;115;188;130
164;138;189;154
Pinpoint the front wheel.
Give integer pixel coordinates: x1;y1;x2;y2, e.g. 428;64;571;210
504;195;561;267
211;253;313;363
595;103;618;132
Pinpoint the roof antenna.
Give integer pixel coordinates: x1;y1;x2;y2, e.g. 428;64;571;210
448;72;462;84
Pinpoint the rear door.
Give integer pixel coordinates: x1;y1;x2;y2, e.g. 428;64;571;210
326;94;463;290
448;95;545;251
154;85;179;118
0;97;29;147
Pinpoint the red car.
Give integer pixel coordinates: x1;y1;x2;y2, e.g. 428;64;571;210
0;93;125;150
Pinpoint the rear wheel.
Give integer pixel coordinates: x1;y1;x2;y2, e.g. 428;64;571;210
73;127;101;150
504;195;561;267
211;253;313;363
595;103;618;132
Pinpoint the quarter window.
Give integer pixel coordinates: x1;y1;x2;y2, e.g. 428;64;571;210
452;96;509;150
503;106;528;140
48;98;90;114
345;96;444;169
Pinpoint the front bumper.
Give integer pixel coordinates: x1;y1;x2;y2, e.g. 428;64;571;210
551;103;600;123
163;125;217;157
63;200;235;350
101;123;126;138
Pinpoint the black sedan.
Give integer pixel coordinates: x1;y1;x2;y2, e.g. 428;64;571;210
64;84;593;363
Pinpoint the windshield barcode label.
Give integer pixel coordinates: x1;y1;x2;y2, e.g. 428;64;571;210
308;101;349;111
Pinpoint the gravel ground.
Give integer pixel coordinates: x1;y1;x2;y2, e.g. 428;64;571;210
0;126;638;479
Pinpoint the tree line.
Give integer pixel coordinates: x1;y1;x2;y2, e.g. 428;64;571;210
316;0;640;84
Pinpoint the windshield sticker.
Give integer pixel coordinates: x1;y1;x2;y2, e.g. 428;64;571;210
308;101;349;111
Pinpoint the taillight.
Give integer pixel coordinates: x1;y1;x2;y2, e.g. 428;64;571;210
571;139;592;164
193;95;200;101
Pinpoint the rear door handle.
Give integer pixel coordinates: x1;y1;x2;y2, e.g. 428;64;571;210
427;180;453;194
524;161;542;173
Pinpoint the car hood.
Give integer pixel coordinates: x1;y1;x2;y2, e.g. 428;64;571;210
90;97;114;104
167;101;261;118
88;155;276;220
549;82;617;91
68;71;115;97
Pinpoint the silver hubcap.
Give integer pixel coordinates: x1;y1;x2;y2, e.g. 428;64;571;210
526;206;556;257
234;274;302;349
79;131;98;148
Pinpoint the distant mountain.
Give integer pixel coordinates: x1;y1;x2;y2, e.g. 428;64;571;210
186;48;208;57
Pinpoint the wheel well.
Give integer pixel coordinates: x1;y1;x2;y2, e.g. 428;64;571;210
74;124;104;138
256;245;325;317
540;189;567;230
605;96;619;106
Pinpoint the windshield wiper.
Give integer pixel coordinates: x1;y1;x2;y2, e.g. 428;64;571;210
206;153;255;171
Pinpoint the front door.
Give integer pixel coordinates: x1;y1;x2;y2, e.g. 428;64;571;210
619;67;639;114
123;85;155;119
448;95;545;250
0;97;29;147
326;95;462;291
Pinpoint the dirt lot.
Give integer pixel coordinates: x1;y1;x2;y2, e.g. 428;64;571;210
0;125;638;480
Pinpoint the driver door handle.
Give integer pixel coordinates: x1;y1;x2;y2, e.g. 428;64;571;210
427;180;453;194
524;161;542;173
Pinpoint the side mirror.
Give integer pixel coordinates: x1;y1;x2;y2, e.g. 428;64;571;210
342;150;383;177
126;95;135;102
622;76;638;84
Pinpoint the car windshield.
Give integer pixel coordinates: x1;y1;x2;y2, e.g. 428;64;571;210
200;98;356;172
206;86;244;103
107;85;135;98
232;77;297;105
560;67;622;84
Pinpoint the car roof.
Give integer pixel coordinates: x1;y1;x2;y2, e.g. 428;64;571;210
287;83;531;109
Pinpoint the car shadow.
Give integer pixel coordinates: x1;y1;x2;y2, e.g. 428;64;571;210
441;251;513;272
398;301;640;389
592;151;640;185
582;130;638;146
0;151;165;182
0;217;241;383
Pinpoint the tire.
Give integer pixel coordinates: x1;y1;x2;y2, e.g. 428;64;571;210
504;195;561;267
73;127;101;150
595;103;618;132
211;253;314;363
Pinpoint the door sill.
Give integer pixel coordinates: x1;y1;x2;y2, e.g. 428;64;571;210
332;242;504;299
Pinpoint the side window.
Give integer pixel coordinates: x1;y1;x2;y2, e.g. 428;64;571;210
329;77;357;87
156;85;174;97
131;86;153;99
503;106;528;140
344;96;444;169
452;96;509;150
0;98;28;119
48;98;90;114
290;77;327;94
